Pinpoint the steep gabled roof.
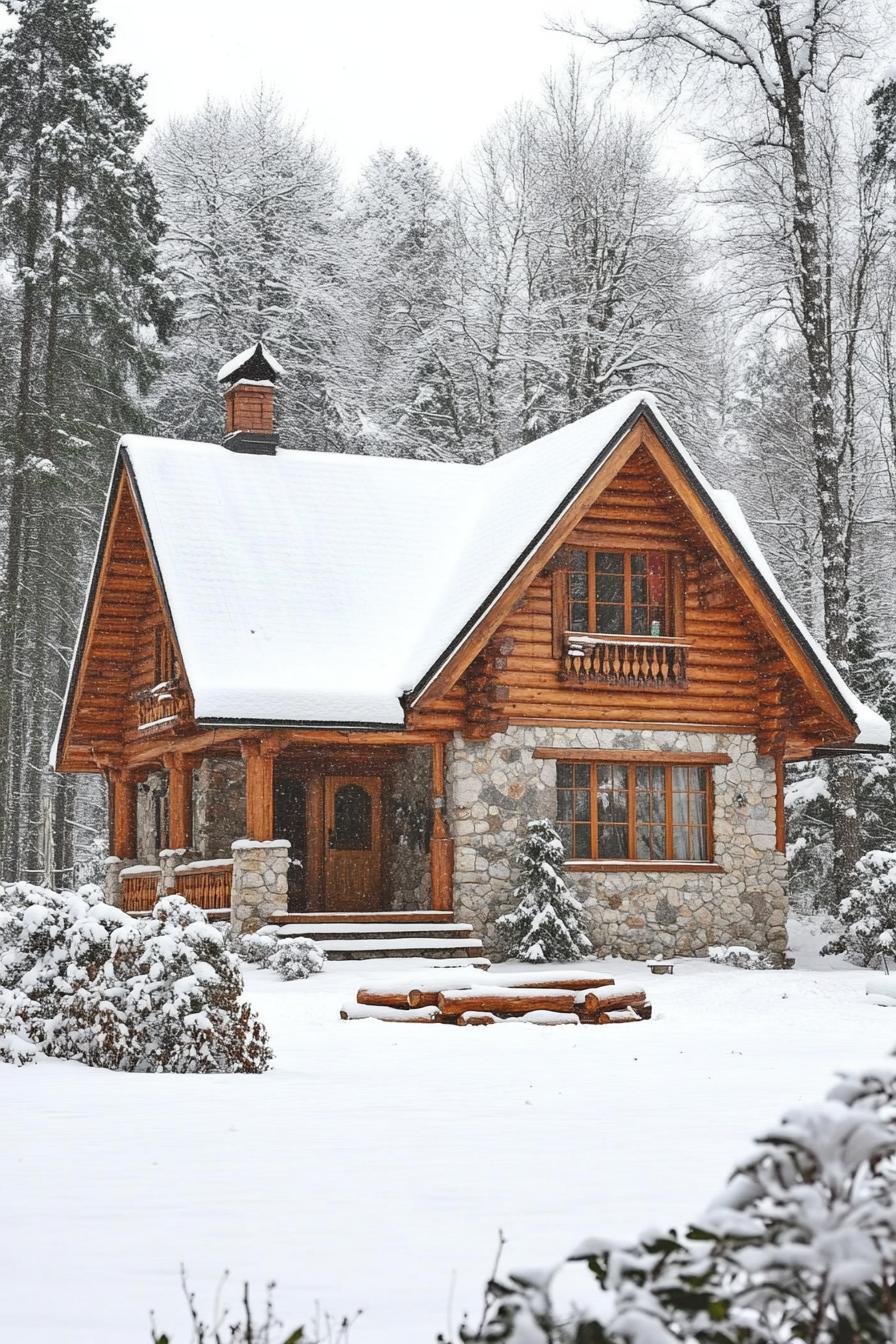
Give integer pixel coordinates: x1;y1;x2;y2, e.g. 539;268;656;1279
52;391;890;766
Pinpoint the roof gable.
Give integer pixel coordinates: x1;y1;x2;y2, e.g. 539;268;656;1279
53;391;890;761
411;406;887;750
53;470;191;772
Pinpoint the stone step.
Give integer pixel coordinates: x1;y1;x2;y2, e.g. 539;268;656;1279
269;910;457;925
307;937;487;960
273;921;474;940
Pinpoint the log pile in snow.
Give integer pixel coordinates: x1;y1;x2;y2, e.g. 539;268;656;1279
340;971;651;1025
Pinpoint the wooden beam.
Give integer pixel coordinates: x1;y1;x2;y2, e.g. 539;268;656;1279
430;741;454;912
242;739;274;841
532;748;732;766
122;726;255;768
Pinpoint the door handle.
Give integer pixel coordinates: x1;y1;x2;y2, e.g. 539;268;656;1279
328;828;337;848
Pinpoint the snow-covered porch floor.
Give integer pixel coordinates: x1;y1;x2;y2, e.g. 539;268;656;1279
1;918;894;1343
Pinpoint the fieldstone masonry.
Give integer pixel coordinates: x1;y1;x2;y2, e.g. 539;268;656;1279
103;855;133;908
446;726;788;961
158;847;195;897
230;839;290;935
195;758;246;859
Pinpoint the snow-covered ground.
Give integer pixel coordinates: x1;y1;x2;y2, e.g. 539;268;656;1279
1;916;895;1343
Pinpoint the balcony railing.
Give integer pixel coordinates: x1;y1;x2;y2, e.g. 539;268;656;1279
561;633;689;688
120;865;161;911
132;679;188;732
173;859;233;910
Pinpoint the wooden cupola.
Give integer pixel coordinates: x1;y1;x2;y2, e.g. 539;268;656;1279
217;342;284;455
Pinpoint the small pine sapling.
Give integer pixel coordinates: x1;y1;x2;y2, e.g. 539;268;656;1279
497;819;592;963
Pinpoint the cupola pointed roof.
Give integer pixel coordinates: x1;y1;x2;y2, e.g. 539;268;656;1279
216;342;283;387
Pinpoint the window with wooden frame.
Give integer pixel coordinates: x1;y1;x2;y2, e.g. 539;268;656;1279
153;625;177;686
555;760;712;864
566;547;682;638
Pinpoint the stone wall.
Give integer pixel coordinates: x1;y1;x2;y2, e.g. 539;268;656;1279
194;757;246;859
383;747;432;911
446;726;788;961
136;770;167;863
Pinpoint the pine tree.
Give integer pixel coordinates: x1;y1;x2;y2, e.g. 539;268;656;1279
0;0;171;882
347;148;463;457
497;819;592;963
150;90;348;452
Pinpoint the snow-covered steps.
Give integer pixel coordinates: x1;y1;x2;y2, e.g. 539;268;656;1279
267;910;487;961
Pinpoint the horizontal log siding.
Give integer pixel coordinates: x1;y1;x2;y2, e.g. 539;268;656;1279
419;448;768;733
61;482;157;768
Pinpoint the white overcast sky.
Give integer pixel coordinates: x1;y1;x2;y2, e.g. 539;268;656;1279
98;0;617;176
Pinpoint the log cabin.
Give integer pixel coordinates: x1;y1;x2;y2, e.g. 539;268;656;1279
52;343;889;962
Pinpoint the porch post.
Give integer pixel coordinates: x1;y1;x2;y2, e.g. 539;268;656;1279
429;741;454;912
109;767;138;860
242;739;275;841
165;754;194;851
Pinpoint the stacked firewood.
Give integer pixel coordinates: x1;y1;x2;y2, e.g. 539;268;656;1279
340;971;652;1025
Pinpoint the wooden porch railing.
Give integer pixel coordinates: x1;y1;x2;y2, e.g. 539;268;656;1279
132;680;189;732
173;859;233;910
120;866;161;911
561;633;689;688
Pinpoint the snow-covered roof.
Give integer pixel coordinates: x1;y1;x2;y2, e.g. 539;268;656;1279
96;391;888;748
216;342;283;384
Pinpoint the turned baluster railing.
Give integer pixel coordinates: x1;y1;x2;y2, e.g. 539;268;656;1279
132;680;188;731
561;634;689;687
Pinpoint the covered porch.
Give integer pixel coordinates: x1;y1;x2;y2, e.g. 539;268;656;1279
107;731;456;927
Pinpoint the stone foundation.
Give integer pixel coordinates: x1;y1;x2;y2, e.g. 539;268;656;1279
446;726;788;960
230;839;290;935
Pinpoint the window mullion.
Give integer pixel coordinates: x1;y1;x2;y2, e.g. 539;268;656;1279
664;764;674;860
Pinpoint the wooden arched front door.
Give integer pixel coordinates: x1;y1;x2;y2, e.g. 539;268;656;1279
324;775;382;911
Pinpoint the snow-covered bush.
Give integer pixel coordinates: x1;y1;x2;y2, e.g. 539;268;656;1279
497;819;592;963
0;883;271;1072
119;897;272;1073
823;849;896;967
708;943;774;969
236;931;279;967
460;1059;896;1343
271;936;326;981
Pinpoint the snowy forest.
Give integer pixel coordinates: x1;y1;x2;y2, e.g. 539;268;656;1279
1;0;896;918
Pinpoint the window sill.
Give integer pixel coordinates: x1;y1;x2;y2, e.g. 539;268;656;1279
563;861;724;874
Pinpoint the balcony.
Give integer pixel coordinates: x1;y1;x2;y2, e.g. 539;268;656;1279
132;679;189;732
561;633;688;688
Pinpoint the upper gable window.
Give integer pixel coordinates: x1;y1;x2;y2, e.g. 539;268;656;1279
567;548;674;638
